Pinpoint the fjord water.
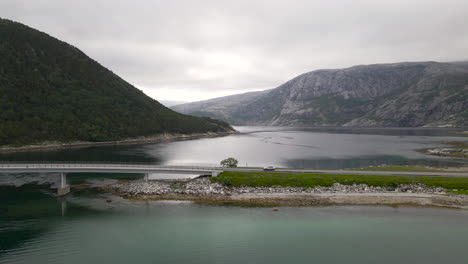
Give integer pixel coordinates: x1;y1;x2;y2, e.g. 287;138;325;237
1;127;468;263
1;187;468;264
1;126;467;169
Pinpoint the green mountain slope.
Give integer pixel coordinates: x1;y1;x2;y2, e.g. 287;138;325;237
0;18;234;146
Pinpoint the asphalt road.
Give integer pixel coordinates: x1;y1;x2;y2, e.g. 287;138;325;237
0;163;467;177
225;167;468;177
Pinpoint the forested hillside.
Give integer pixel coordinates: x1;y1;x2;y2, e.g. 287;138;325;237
0;18;234;146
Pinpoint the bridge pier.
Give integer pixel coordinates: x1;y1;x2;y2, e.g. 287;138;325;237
57;173;70;196
144;173;149;182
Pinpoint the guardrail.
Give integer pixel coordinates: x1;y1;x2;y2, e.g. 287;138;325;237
0;163;224;171
0;160;217;166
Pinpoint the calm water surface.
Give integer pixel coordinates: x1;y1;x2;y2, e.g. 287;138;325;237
1;187;468;264
0;188;468;264
1;127;468;263
1;126;467;169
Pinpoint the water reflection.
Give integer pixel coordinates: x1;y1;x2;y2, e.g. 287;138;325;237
284;156;466;169
0;127;466;169
0;186;62;256
2;189;468;264
0;144;160;163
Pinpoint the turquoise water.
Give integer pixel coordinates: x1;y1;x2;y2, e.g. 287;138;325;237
1;187;468;264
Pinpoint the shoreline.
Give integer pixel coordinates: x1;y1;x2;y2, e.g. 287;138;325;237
0;131;238;153
118;193;468;209
421;141;468;159
106;177;468;209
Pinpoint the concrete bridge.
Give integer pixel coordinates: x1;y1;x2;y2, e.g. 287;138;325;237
1;163;467;196
0;163;224;196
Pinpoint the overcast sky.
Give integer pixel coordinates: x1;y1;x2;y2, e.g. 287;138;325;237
2;0;468;102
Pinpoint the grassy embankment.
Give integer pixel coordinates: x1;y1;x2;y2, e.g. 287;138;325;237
211;171;468;194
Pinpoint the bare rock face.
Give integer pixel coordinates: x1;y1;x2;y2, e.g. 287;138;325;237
172;61;468;127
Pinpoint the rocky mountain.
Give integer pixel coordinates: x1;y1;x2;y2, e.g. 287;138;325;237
172;61;468;127
0;18;234;146
173;90;271;124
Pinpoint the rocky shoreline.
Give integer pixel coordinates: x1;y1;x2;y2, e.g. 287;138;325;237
0;131;238;153
423;141;468;159
425;148;468;158
108;177;468;208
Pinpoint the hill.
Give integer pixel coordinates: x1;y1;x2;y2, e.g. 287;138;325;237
0;18;234;147
173;90;271;124
172;62;468;127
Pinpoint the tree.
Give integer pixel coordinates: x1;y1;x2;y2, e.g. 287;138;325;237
220;157;238;168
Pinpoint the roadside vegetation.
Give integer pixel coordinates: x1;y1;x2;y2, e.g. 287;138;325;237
220;157;239;168
451;189;468;195
211;171;468;193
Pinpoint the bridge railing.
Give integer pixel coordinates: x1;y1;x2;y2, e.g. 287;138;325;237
0;160;219;166
0;161;223;171
0;161;164;165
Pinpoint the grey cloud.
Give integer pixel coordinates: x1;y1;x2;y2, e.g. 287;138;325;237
1;0;468;101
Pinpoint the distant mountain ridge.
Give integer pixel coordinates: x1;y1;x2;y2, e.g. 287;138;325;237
172;61;468;127
174;90;271;124
0;18;234;146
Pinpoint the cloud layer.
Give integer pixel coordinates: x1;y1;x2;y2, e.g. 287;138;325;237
2;0;468;102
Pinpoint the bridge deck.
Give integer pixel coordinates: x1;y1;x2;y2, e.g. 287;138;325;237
0;163;467;177
0;164;220;175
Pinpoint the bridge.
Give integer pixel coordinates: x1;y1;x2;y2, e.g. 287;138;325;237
1;163;467;196
0;163;224;196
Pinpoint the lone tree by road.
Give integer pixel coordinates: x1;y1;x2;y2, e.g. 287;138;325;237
220;157;238;168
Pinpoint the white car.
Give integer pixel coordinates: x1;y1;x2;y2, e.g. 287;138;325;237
263;166;276;171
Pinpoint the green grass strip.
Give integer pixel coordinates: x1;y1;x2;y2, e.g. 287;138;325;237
211;171;468;191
